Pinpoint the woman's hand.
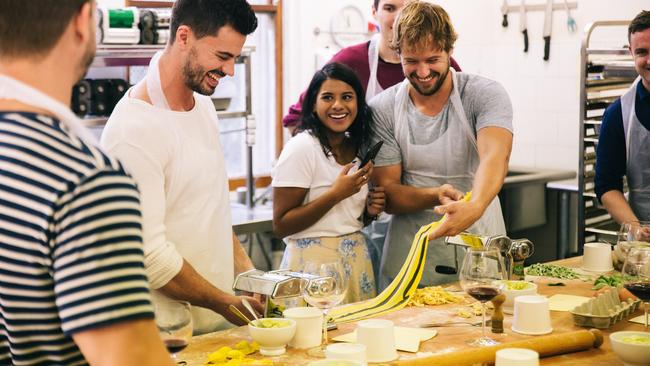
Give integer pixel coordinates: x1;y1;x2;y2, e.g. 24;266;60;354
330;162;371;202
366;186;386;218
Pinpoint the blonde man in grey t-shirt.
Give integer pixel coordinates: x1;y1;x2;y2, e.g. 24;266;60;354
369;1;514;287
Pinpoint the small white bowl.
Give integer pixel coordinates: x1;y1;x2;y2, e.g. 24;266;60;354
501;281;538;314
610;331;650;366
248;318;297;356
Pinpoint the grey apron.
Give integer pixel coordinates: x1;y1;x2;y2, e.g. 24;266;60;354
379;69;506;287
621;77;650;221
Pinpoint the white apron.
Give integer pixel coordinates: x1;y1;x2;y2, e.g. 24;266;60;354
142;54;233;334
0;75;99;148
621;77;650;221
365;34;384;101
379;69;506;286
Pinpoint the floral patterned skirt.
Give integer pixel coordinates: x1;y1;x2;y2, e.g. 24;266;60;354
280;231;376;304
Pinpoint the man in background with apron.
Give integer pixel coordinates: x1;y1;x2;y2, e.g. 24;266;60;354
595;10;650;225
0;1;174;364
595;10;650;267
370;1;514;288
282;0;461;281
101;0;264;334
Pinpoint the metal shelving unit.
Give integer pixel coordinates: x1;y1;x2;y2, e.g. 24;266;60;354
578;21;635;247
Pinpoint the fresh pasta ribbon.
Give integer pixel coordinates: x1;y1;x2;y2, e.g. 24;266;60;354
328;191;472;324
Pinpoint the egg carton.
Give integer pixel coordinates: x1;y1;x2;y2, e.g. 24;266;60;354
570;287;641;329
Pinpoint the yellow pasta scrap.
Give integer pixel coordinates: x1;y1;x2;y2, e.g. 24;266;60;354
407;286;464;307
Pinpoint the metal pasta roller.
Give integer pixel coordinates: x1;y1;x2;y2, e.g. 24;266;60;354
233;269;323;318
437;233;534;280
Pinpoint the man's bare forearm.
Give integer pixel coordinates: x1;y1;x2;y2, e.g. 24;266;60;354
383;182;440;214
158;260;232;314
233;232;255;275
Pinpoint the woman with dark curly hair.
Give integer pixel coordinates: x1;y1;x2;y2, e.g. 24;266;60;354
272;62;385;303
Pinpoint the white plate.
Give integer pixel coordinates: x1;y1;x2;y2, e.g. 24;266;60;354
511;326;553;335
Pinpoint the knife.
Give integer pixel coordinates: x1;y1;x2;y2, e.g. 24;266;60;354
519;0;528;52
501;0;509;27
543;0;553;60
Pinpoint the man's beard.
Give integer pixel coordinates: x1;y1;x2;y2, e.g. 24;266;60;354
407;59;450;96
182;47;224;96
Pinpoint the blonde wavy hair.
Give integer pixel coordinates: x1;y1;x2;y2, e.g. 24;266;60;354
390;1;458;54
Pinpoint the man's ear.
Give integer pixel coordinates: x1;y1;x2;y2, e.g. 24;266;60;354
175;25;192;48
73;1;94;45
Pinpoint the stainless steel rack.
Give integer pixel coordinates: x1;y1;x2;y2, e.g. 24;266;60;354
578;20;635;247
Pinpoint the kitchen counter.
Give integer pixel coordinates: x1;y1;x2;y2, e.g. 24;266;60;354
504;166;576;187
177;256;642;365
231;203;273;235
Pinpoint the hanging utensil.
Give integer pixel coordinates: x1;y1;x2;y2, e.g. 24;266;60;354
563;0;577;33
501;0;509;27
519;0;528;52
543;0;553;61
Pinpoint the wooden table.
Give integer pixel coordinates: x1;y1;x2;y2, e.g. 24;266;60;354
179;256;645;365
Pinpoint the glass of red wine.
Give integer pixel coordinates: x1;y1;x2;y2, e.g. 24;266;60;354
622;246;650;329
459;248;506;347
155;300;193;363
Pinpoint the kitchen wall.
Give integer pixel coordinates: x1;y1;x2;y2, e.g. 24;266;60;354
283;0;648;181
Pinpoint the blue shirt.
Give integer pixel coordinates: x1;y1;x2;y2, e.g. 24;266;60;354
595;81;650;201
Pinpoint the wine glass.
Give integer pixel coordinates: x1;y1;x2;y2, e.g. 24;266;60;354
615;221;650;269
301;260;348;357
459;248;507;347
155;300;193;363
621;246;650;329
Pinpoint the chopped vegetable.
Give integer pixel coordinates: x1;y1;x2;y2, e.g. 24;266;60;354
251;319;291;328
592;274;623;290
621;335;650;345
407;286;465;306
504;281;531;290
525;263;583;280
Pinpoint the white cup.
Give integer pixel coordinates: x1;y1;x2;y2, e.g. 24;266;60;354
356;319;398;363
582;242;614;272
282;307;323;349
495;348;539;366
326;343;367;366
502;281;538;315
511;295;553;335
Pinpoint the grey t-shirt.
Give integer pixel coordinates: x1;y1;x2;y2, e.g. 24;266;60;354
369;72;514;169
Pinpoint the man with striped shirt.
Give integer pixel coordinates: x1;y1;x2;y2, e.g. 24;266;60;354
0;1;174;365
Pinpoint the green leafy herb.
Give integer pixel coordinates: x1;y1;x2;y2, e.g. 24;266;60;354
592;274;623;290
525;263;583;280
547;282;566;286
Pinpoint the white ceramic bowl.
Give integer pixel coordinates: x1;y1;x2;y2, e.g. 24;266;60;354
501;281;538;314
610;331;650;366
248;318;297;356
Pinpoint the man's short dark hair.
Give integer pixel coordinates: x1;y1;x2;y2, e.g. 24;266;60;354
374;0;380;10
170;0;258;43
0;0;90;58
629;10;650;42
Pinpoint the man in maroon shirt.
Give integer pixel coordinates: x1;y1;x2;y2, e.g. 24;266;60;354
283;0;461;135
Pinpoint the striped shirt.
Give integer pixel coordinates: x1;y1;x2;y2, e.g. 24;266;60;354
0;112;155;366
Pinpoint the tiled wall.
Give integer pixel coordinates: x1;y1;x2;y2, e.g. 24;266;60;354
283;0;648;178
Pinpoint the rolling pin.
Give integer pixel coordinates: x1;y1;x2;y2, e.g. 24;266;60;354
397;329;603;366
